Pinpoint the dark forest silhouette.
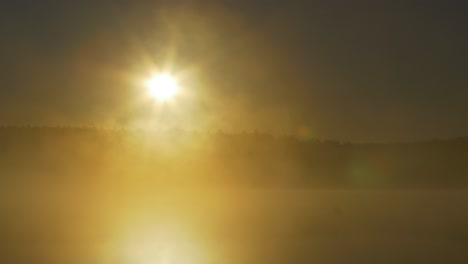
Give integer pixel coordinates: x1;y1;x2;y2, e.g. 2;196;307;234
0;127;467;189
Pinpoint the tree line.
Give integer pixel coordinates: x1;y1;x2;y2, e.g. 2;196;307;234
0;127;467;189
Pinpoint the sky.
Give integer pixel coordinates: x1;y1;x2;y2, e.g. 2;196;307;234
0;0;466;142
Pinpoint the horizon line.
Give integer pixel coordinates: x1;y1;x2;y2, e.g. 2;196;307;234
0;124;467;145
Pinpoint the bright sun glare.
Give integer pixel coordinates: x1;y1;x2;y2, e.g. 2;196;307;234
146;73;179;102
121;224;206;264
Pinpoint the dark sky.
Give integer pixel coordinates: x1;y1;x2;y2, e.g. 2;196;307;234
0;0;467;142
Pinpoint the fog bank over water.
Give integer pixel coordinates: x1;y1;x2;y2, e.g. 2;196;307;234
1;127;467;189
1;127;467;263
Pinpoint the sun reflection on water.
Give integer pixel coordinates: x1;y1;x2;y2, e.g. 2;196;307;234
109;211;211;264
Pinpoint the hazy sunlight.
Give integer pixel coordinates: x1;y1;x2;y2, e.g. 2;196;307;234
119;219;208;264
146;73;179;102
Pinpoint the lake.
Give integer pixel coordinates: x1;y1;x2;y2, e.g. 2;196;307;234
1;188;467;263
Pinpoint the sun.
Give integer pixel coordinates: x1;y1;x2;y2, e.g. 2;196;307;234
146;73;179;102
